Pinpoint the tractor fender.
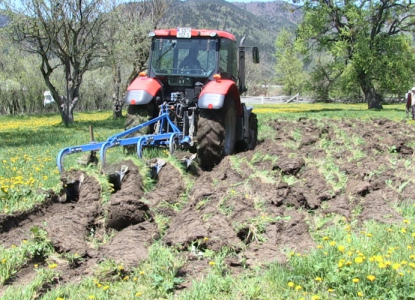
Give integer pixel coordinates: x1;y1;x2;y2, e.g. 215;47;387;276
198;79;243;116
124;76;161;105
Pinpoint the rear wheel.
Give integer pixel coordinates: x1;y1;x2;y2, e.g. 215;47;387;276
197;100;236;170
124;103;155;154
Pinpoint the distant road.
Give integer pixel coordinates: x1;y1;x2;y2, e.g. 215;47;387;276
241;95;312;105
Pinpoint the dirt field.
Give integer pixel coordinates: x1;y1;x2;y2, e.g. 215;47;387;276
1;117;415;291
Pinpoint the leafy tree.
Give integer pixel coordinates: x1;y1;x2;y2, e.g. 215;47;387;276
296;0;415;108
274;28;307;95
2;0;114;125
0;31;47;114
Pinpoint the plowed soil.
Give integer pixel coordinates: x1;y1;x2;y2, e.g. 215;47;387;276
1;117;415;292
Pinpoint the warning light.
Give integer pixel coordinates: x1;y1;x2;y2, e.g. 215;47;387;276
208;104;213;109
131;100;136;105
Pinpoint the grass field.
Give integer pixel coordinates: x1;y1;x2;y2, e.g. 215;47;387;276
1;103;415;300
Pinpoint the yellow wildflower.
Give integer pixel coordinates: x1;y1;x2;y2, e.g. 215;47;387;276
355;257;363;264
392;263;401;270
295;285;302;290
209;261;215;266
352;278;359;283
287;282;295;288
311;296;320;300
315;277;322;282
357;292;363;297
48;263;58;269
103;285;109;291
135;292;142;297
366;275;375;282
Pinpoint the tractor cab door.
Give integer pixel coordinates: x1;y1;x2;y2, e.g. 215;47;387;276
219;38;238;81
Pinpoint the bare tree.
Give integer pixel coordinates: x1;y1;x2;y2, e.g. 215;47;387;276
3;0;114;125
106;0;172;118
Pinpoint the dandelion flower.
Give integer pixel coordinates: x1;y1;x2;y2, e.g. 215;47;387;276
328;288;334;293
48;263;58;269
366;275;375;282
355;257;363;264
311;296;320;300
315;277;322;282
103;285;109;291
287;282;295;288
139;271;145;275
352;278;359;283
317;245;323;249
338;245;345;252
357;292;363;297
404;219;410;224
135;292;142;297
393;263;401;270
295;285;302;290
323;237;329;241
209;261;216;266
329;241;336;246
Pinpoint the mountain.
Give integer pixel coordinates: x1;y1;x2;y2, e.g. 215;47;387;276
163;0;300;56
232;1;302;25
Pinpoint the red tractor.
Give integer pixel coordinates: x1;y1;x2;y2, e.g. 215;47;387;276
124;28;260;169
57;28;259;173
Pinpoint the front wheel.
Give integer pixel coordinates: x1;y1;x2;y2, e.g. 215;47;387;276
197;100;236;170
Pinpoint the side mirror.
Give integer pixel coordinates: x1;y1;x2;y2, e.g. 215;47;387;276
252;47;260;64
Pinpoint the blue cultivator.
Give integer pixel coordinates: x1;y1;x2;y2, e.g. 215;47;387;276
57;103;192;174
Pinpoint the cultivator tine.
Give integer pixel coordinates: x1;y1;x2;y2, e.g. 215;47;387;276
57;142;102;173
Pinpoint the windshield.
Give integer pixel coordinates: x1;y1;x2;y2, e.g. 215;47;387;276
150;38;218;77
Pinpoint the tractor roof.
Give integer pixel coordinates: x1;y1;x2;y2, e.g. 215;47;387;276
151;29;236;41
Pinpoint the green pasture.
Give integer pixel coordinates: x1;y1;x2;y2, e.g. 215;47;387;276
1;102;415;300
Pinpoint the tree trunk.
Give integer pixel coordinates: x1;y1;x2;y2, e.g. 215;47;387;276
112;65;123;118
59;94;79;125
358;73;383;109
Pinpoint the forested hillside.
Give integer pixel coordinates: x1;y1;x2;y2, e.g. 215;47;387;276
163;0;299;55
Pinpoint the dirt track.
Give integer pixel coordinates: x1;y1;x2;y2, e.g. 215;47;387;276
1;117;415;291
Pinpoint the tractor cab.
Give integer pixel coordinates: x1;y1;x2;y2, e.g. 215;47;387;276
146;29;238;101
